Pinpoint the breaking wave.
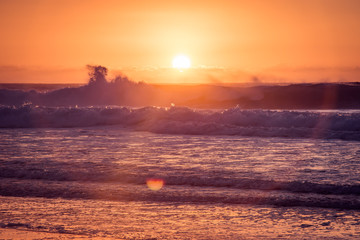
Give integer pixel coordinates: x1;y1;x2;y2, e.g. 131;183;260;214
0;105;359;140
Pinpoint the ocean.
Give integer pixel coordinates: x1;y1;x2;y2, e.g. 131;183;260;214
0;83;360;239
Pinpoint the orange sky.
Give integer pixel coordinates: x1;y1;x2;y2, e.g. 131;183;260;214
0;0;360;83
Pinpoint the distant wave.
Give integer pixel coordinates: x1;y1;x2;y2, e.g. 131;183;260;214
0;65;360;109
0;105;359;140
1;82;360;109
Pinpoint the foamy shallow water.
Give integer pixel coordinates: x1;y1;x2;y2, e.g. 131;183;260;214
0;126;359;238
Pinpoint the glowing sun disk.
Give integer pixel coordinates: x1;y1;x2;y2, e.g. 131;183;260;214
172;55;191;69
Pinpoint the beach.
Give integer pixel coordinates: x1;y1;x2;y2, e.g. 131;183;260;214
2;0;360;238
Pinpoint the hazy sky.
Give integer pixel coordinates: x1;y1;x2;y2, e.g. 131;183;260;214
1;0;360;83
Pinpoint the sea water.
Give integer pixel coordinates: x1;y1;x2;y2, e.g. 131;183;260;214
0;106;360;239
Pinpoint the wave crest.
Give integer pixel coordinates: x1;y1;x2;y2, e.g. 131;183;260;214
1;105;359;140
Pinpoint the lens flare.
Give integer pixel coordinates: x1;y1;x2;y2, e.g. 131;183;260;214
146;178;164;191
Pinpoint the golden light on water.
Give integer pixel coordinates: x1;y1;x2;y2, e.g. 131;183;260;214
146;178;164;191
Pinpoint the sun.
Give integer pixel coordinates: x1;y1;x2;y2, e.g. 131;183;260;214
172;55;191;70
